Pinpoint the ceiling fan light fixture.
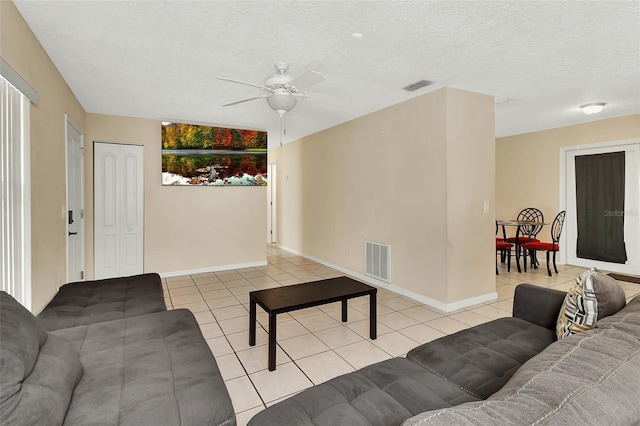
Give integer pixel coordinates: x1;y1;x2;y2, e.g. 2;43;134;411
580;102;606;115
267;93;297;114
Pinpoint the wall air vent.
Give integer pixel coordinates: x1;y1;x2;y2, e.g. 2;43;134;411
365;241;390;282
403;80;434;92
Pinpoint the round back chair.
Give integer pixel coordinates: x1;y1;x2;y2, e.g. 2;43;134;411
516;207;544;239
550;210;567;245
522;210;566;276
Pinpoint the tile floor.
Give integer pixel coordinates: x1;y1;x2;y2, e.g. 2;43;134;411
162;246;640;425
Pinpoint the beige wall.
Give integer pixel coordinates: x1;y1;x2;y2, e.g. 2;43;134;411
270;87;495;308
496;115;640;223
1;0;86;313
84;114;267;278
445;88;496;303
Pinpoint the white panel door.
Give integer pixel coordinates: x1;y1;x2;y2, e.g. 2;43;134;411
94;142;144;279
66;117;84;282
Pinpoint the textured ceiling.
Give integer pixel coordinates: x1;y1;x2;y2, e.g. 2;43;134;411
12;0;640;147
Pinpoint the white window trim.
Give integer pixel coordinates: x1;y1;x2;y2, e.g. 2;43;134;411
1;58;38;105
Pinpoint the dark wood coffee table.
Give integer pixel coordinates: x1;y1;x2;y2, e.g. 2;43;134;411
249;276;377;371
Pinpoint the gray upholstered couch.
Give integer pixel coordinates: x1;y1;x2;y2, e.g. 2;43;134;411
36;273;168;331
0;273;236;426
249;283;640;425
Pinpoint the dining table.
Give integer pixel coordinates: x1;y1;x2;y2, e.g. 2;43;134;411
496;219;547;272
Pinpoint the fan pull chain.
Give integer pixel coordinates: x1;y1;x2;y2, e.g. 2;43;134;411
279;111;286;146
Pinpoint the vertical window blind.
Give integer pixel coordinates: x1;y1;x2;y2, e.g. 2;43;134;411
1;76;31;309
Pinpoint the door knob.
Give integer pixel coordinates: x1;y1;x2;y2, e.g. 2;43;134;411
68;232;78;236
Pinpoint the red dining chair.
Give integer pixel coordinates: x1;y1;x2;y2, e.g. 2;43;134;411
496;223;513;275
506;207;544;270
522;211;566;276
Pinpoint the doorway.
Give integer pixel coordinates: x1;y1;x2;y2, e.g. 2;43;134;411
267;163;277;243
66;116;84;282
93;142;144;279
562;140;640;274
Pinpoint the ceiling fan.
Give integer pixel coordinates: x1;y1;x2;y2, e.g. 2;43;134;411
217;61;326;115
217;62;327;144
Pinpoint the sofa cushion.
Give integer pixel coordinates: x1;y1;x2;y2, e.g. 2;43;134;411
0;291;83;426
596;293;640;334
556;268;626;339
406;317;556;399
591;270;626;318
38;273;166;331
512;284;566;330
248;357;479;426
52;309;235;426
402;297;640;426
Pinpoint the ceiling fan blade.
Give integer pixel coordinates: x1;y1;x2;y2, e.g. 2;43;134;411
304;91;352;106
222;95;267;107
217;77;270;91
290;70;326;90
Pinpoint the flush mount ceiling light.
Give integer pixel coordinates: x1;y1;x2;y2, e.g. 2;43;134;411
580;102;606;115
351;32;363;38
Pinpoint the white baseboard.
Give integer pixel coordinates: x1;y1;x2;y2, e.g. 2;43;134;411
159;260;268;278
277;245;497;313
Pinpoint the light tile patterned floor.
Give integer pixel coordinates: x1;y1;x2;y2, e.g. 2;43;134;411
162;245;640;426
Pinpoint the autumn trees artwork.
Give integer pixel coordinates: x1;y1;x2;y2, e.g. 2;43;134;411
161;122;267;186
162;123;266;150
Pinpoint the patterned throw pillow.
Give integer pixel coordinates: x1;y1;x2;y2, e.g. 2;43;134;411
556;268;599;339
555;268;627;339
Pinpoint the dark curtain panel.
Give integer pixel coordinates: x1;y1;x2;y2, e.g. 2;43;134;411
575;151;627;263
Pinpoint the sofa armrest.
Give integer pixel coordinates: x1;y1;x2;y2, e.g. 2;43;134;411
512;284;566;331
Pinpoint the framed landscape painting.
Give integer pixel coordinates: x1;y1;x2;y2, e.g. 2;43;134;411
162;122;267;186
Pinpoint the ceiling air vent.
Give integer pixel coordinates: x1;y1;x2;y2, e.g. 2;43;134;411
403;80;433;92
495;98;514;105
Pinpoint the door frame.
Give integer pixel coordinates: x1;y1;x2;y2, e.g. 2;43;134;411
65;114;85;282
559;138;640;273
267;162;277;243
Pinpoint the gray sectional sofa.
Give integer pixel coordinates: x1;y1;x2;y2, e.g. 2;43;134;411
3;272;639;426
0;273;236;426
404;299;640;425
249;283;640;425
